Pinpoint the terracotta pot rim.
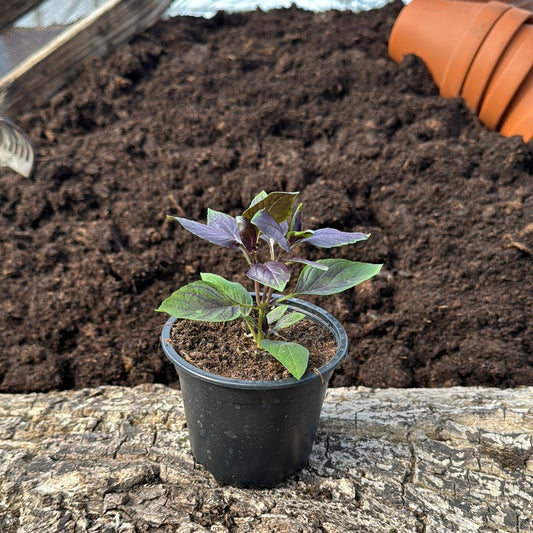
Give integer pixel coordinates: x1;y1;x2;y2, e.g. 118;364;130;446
440;1;512;97
499;68;533;140
388;0;488;85
479;26;533;130
461;8;532;111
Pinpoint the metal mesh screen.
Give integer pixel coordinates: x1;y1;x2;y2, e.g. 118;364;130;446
166;0;391;18
0;0;110;78
0;0;394;78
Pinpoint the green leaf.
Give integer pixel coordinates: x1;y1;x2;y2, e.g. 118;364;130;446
156;281;244;322
260;340;309;379
267;304;289;324
294;258;383;296
288;229;314;241
248;190;268;208
200;273;253;315
270;312;305;331
243;191;298;223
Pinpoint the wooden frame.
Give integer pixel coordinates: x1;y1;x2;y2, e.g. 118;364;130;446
0;0;173;116
0;0;44;30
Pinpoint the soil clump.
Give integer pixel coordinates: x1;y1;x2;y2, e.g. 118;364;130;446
0;1;531;392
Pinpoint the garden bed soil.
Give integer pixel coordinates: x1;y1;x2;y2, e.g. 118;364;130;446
0;1;531;393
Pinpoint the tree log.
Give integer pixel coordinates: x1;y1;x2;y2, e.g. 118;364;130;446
0;385;531;532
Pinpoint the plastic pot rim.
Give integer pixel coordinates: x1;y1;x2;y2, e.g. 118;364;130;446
160;296;348;391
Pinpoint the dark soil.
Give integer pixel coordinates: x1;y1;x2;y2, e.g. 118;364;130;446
167;319;337;381
0;1;531;393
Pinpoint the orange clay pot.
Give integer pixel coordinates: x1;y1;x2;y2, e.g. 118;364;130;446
478;22;533;130
389;0;533;141
499;68;533;142
439;1;515;97
388;0;511;97
461;7;532;112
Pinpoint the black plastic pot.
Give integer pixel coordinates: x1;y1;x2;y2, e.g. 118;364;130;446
160;297;348;488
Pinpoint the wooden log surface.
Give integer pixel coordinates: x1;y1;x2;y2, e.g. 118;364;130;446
0;384;531;532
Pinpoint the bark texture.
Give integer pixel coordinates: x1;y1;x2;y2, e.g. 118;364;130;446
0;384;531;532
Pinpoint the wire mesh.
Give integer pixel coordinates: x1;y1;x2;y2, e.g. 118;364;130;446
166;0;390;18
0;0;110;78
0;0;392;79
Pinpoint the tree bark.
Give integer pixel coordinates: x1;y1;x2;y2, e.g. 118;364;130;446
0;385;531;532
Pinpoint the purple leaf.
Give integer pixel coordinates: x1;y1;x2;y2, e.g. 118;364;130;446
207;209;243;242
251;209;291;252
299;228;369;248
170;209;242;249
246;261;290;291
236;216;257;253
290;203;303;232
284;256;329;270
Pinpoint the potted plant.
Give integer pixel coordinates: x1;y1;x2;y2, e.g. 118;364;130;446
157;191;382;487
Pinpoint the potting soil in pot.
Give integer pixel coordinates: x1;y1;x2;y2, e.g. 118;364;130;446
0;0;531;393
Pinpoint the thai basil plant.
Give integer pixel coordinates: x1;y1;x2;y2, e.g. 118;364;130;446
157;191;382;379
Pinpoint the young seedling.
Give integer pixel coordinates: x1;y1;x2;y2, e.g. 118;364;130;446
157;191;382;379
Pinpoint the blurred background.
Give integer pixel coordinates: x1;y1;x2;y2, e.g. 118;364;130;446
1;0;390;79
15;0;390;26
165;0;390;17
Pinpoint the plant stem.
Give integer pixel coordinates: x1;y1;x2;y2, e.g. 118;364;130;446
268;238;275;260
242;315;257;341
252;280;263;344
265;286;273;306
241;248;253;267
257;305;265;344
260;287;267;306
254;280;261;310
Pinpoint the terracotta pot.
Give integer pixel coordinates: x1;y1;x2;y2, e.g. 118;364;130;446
388;0;511;97
461;8;532;112
478;22;533;130
499;68;533;142
440;1;515;97
389;0;533;141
